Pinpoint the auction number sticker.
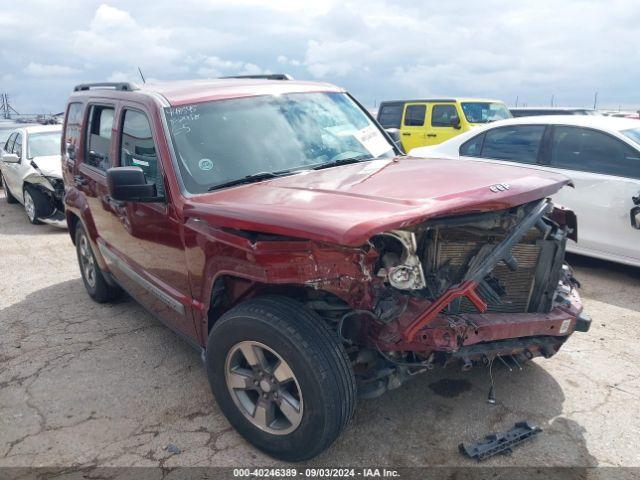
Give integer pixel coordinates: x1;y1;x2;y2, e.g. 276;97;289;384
233;467;400;478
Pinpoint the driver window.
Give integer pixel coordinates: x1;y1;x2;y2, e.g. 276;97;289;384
4;133;17;153
120;109;163;194
14;133;22;158
432;105;458;127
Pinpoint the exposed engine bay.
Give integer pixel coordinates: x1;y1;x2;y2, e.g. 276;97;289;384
24;160;66;225
371;199;575;315
308;199;587;399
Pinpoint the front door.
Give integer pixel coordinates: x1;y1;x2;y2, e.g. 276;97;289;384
400;103;427;152
94;105;196;339
544;125;640;264
427;103;460;145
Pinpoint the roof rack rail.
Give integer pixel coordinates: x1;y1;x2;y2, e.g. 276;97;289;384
219;74;293;81
73;82;138;92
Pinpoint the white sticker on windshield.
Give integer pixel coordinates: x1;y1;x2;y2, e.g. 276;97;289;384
354;125;392;158
199;158;214;171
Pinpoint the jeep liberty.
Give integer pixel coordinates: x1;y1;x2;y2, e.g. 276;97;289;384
62;78;589;461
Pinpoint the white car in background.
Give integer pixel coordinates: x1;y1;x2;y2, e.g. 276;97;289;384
410;116;640;267
0;124;66;227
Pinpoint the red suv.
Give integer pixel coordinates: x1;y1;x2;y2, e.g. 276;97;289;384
62;78;589;461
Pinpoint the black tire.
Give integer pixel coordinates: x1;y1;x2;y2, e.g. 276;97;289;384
75;225;122;303
206;296;356;461
2;174;17;204
23;185;53;225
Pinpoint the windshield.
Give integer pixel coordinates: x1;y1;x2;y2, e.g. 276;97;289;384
461;102;512;124
621;128;640;145
165;92;395;193
28;132;61;158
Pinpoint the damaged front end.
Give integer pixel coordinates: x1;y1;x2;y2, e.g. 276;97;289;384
339;199;587;398
24;160;66;227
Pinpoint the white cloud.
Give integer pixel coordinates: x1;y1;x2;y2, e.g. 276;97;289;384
194;56;269;78
2;0;639;113
304;40;370;78
24;62;80;77
72;4;181;70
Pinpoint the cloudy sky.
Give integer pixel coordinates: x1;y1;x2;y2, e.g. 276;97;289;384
1;0;639;114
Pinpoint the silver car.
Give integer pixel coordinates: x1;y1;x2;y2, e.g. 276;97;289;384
0;124;66;227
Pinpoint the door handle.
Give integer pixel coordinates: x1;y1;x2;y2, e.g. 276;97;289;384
74;175;87;186
402;132;411;136
426;134;437;137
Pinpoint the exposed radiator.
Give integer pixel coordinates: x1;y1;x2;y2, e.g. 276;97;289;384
428;229;542;314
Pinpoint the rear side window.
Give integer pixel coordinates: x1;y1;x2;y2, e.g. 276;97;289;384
550;126;640;178
403;105;426;127
64;102;83;161
378;104;403;128
431;104;458;127
85;105;114;172
480;125;545;164
120;109;162;193
460;133;485;156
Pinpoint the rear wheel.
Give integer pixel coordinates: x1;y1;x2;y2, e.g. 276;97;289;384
2;175;17;204
75;225;122;303
205;296;356;461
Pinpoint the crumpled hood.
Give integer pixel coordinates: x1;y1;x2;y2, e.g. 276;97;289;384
29;155;62;178
185;157;572;246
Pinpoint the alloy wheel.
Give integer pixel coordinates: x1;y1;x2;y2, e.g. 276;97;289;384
79;234;97;288
225;340;303;435
24;190;36;222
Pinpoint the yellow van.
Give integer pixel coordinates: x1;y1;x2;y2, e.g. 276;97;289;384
376;98;511;151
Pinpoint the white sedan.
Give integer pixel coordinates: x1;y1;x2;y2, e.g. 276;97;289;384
0;124;66;227
410;115;640;267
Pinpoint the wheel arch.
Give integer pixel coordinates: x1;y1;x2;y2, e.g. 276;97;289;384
205;274;345;336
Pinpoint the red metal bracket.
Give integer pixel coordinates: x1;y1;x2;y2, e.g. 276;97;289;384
401;280;487;342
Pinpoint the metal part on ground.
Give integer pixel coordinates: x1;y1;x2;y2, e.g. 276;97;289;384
459;421;542;461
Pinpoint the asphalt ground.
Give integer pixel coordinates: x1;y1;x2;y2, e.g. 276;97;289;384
1;189;639;473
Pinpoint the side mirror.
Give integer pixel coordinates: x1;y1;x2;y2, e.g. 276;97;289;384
106;167;162;202
2;153;20;163
631;206;640;230
450;115;461;129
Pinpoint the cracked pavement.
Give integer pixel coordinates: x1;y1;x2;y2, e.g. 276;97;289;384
1;189;639;469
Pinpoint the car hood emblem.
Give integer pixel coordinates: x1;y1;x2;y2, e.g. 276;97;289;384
490;183;510;192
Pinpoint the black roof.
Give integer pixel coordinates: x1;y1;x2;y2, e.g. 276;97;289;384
379;99;457;106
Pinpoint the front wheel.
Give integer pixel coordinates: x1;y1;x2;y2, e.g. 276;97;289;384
23;187;42;224
205;296;357;461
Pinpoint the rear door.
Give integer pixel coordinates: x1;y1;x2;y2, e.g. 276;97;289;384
400;103;427;151
542;125;640;264
427;103;460;145
76;102;117;240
